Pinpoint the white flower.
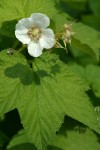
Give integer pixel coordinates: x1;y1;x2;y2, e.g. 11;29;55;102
15;13;55;57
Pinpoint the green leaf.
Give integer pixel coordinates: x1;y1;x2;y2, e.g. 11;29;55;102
60;0;87;11
7;130;35;150
50;118;100;150
0;50;100;150
7;119;100;150
72;23;100;61
0;0;57;21
0;0;58;37
8;143;34;150
0;130;8;148
86;65;100;98
0;20;18;37
69;63;100;98
0;35;16;50
82;15;100;31
89;0;100;16
68;63;86;81
51;12;71;32
71;38;97;61
55;0;87;20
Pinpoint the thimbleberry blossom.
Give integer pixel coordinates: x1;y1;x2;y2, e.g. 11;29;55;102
15;13;55;57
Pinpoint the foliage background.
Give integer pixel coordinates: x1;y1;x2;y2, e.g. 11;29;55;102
0;0;100;150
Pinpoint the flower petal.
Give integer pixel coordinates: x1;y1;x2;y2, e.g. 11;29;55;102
29;13;50;29
40;29;54;49
15;18;33;44
28;41;43;57
15;30;30;44
16;18;32;30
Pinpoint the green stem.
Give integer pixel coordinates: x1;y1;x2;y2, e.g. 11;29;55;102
12;40;20;49
18;44;27;52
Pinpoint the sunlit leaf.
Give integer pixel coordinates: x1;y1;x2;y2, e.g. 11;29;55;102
0;50;100;150
0;0;58;37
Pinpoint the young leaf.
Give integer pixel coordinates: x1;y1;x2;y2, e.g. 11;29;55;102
0;50;100;150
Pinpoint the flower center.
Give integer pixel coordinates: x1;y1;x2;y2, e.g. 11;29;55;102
28;26;42;42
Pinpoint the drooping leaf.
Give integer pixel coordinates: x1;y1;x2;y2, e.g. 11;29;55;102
0;50;100;150
72;23;100;61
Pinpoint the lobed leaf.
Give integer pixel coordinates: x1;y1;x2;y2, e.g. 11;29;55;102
0;50;100;150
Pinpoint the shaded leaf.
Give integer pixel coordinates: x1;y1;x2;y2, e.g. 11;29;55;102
82;15;100;31
89;0;100;16
50;117;100;150
73;23;100;61
86;65;100;98
69;63;100;98
7;130;35;150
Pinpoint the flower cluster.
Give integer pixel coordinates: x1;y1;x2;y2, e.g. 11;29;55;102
15;13;74;57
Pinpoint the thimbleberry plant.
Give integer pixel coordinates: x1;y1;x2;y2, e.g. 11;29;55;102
0;0;100;150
